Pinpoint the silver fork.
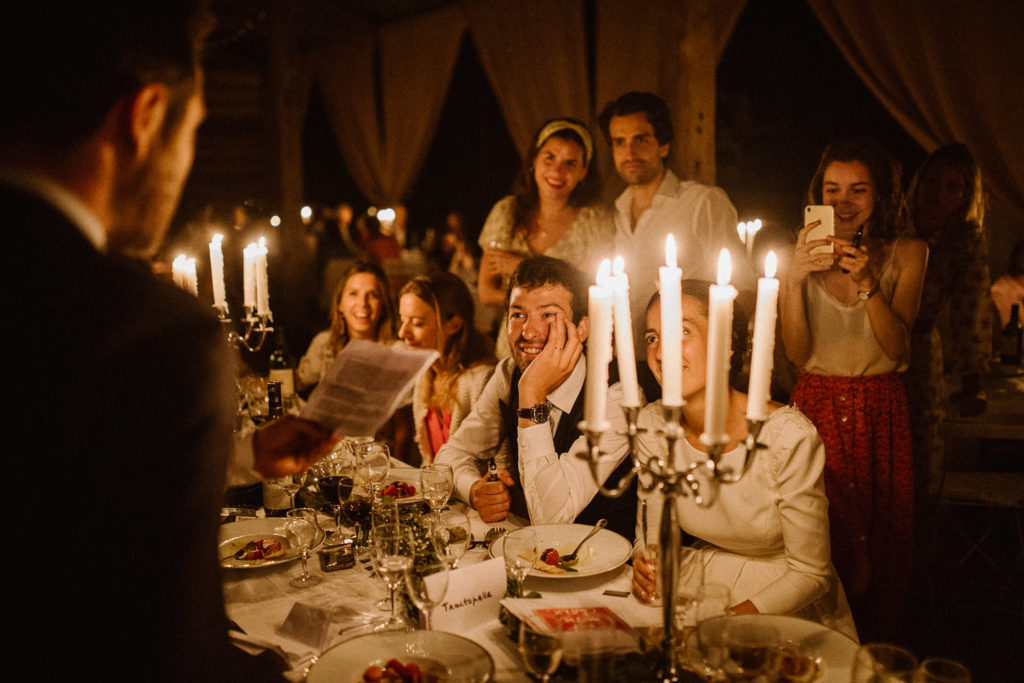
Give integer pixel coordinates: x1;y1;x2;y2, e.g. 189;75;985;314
483;525;507;545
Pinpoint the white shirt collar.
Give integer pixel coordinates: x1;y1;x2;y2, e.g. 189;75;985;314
0;166;107;251
547;354;587;414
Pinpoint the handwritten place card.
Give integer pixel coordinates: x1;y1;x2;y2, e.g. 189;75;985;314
427;557;506;632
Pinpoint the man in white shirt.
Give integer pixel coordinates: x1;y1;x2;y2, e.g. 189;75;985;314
598;92;755;397
435;256;637;541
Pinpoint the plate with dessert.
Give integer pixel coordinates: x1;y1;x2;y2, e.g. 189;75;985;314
218;517;325;569
489;523;633;579
307;630;493;683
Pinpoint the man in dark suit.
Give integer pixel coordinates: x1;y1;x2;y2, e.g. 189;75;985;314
1;2;333;680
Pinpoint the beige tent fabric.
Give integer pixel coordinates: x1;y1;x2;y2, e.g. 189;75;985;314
464;0;591;158
594;0;746;186
313;6;467;205
806;0;1024;220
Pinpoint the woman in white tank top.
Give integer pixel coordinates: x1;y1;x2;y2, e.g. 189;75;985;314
779;137;927;643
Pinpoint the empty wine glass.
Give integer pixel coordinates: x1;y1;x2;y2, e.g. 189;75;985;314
851;643;919;682
420;463;453;523
429;508;472;568
503;528;538;597
370;525;414;631
519;622;563;683
284;508;322;588
673;546;705;644
404;559;450;630
913;658;972;682
371;495;401;609
358;442;391;495
269;470;307;509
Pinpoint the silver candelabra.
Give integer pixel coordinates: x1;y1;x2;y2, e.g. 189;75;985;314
577;405;766;682
219;307;274;352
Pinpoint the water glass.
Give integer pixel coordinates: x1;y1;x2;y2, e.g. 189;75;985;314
358;442;391;494
284;508;322;588
419;463;453;522
674;546;705;634
370;525;413;631
430;508;472;568
913;658;972;682
503;528;538;596
518;622;563;683
404;559;450;630
851;643;919;682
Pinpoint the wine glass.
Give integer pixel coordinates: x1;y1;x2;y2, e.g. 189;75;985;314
339;481;372;554
851;643;919;682
429;508;472;568
913;658;972;682
503;528;538;597
269;470;307;509
518;622;563;682
315;454;353;537
720;619;782;680
404;559;450;630
419;463;453;523
686;584;732;678
284;508;322;588
370;524;414;631
358;442;391;495
673;546;705;645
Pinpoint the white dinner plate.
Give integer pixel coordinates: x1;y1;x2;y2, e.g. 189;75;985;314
685;614;859;682
307;630;493;683
218;518;325;569
489;523;632;579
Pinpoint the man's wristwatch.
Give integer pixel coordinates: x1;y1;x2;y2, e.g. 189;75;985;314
857;282;879;301
517;401;552;424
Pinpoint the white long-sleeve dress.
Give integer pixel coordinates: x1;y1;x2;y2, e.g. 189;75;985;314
636;403;858;640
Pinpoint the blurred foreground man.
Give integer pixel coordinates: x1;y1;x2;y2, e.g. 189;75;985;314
1;3;332;680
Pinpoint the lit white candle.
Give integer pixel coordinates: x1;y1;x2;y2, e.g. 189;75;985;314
255;236;270;316
586;260;613;431
184;257;198;296
745;218;762;262
611;256;641;407
243;242;257;311
737;221;747;246
659;235;683;406
172;255;198;296
209;233;227;313
746;251;779;421
703;249;737;444
171;254;186;290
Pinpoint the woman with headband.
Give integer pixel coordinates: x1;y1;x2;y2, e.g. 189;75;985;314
477;118;611;356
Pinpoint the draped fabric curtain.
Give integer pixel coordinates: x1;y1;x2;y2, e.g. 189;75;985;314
313;7;466;205
464;0;591;158
806;0;1024;220
594;0;746;187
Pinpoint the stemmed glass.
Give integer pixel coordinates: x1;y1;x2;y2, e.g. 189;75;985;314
429;508;472;569
339;480;372;554
503;528;538;597
851;643;919;682
673;546;705;645
913;658;972;682
370;524;414;631
518;622;563;683
315;455;353;537
269;470;307;509
420;463;453;523
688;585;733;678
404;559;450;630
358;442;391;495
372;495;401;610
284;508;322;588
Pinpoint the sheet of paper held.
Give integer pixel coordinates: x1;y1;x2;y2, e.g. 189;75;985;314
300;340;438;436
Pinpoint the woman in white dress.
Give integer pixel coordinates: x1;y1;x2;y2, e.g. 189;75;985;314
630;280;857;640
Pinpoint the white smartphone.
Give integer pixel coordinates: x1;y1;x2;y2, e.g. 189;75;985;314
804;205;835;255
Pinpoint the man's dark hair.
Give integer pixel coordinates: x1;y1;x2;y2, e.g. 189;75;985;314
0;1;213;151
598;91;674;147
505;256;588;324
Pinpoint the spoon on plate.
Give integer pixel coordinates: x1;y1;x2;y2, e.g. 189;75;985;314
559;519;607;567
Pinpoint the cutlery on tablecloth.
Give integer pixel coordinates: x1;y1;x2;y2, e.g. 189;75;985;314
558;518;607;567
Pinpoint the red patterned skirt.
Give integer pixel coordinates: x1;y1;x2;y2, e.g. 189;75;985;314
791;372;914;641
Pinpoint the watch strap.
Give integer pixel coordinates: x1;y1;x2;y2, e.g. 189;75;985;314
517;401;552;424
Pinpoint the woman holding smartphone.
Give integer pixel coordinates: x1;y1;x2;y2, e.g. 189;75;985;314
779;137;927;642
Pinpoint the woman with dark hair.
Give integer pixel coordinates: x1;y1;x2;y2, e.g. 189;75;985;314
398;272;496;465
296;260;397;391
477;118;611;354
631;281;856;638
779;137;927;641
904;143;992;495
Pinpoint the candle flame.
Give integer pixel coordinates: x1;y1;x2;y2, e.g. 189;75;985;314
257;236;267;251
737;222;747;244
211;233;223;245
752;218;763;232
596;258;612;287
172;254;187;270
765;251;777;279
717;249;732;285
666;234;677;268
612;255;625;276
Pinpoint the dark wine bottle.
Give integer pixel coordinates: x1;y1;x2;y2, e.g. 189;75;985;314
268;326;295;399
999;303;1022;366
267;380;284;419
262;380;289;515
